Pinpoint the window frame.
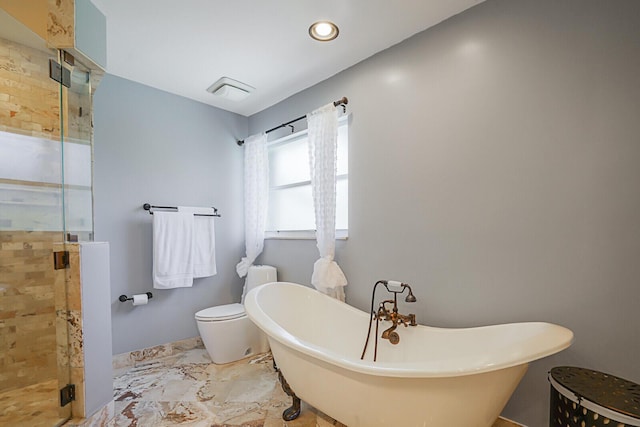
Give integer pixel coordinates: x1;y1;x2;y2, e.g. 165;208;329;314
264;114;349;240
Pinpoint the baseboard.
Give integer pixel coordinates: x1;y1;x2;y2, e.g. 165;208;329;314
112;336;203;370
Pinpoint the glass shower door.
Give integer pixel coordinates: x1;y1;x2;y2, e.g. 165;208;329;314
62;61;94;242
0;9;73;427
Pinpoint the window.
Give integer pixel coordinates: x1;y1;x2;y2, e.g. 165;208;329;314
0;130;92;235
266;116;348;239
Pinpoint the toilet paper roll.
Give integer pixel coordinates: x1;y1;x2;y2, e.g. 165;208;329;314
132;294;148;306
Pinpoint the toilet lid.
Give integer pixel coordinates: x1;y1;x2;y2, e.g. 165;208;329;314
195;303;245;321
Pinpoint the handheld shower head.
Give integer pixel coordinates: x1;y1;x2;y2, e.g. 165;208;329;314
404;285;417;303
382;280;417;302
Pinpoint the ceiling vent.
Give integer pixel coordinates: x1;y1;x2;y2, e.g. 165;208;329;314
207;77;254;101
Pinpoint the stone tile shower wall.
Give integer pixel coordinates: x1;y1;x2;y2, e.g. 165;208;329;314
0;35;64;395
0;231;62;392
0;34;93;141
0;36;60;137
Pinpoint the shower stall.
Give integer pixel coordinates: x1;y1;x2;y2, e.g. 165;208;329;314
0;9;94;427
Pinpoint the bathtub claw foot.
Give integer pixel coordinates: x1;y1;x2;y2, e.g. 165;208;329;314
277;369;301;421
283;398;301;421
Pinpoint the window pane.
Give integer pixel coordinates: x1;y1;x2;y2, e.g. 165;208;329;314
65;188;93;232
0;183;62;231
268;185;315;231
0;131;91;187
269;135;310;187
267;180;348;231
63;139;92;187
0;131;61;184
337;124;348;176
336;178;348;230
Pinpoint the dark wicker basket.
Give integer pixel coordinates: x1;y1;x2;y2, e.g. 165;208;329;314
549;367;640;427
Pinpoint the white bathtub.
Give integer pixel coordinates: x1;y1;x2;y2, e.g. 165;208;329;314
244;282;573;427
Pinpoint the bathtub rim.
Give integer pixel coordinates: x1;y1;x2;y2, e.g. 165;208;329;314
244;281;574;378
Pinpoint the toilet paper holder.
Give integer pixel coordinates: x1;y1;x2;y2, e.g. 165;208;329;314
119;292;153;303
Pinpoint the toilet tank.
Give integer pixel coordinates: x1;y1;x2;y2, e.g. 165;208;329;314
242;265;277;301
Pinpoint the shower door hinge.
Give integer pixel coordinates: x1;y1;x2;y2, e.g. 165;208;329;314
53;251;70;270
60;384;75;407
49;59;71;88
62;50;75;66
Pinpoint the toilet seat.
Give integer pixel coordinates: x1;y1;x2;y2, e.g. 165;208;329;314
195;303;245;322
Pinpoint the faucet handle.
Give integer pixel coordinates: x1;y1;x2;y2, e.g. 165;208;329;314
399;314;417;327
386;280;405;292
409;313;417;326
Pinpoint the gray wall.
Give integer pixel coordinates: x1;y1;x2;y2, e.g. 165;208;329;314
249;0;640;425
79;242;112;416
93;74;247;355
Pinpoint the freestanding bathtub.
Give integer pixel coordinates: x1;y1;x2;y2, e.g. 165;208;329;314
244;282;573;427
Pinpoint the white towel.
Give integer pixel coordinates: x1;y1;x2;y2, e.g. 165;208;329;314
152;211;194;289
178;206;217;278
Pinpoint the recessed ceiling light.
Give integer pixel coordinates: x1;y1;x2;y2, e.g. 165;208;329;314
309;21;339;42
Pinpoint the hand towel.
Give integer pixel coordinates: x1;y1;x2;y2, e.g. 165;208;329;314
152;211;194;289
178;206;217;278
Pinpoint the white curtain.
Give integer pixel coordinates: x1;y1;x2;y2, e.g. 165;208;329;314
236;133;269;278
307;103;348;301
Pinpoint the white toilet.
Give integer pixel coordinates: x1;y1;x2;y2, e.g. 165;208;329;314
195;265;276;364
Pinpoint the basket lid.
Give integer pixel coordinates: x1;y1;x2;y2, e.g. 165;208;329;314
550;366;640;419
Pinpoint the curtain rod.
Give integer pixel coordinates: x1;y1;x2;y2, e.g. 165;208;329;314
236;96;348;146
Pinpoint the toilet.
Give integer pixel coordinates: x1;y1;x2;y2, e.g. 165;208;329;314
195;265;276;364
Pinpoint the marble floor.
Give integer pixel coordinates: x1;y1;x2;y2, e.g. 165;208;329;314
112;347;523;427
113;349;341;427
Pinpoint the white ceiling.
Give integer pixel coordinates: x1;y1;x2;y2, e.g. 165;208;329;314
91;0;485;117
